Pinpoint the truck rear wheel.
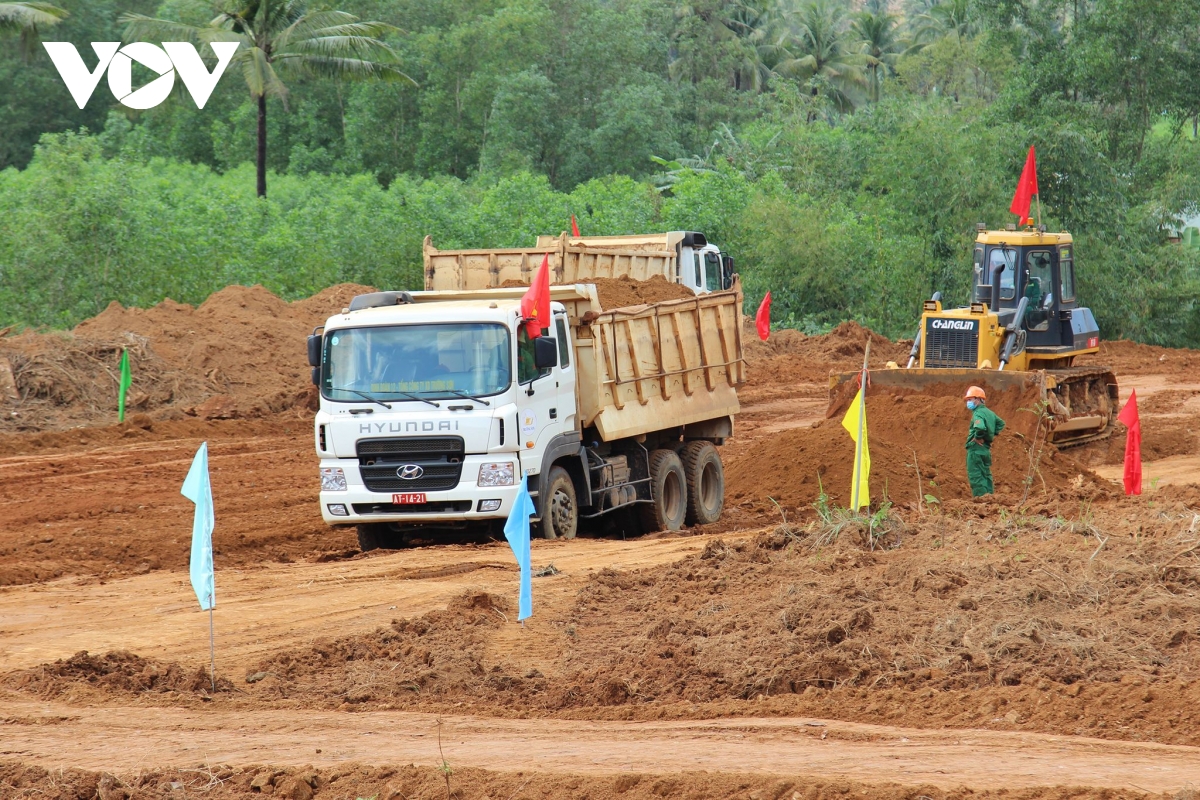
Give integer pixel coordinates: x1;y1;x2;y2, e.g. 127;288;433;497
356;523;408;552
539;465;578;540
640;449;687;532
682;441;724;525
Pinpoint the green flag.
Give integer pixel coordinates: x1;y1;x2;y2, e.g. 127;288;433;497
118;349;132;422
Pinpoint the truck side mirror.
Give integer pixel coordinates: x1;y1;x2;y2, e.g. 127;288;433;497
721;255;735;290
311;366;320;386
534;336;558;370
306;334;321;367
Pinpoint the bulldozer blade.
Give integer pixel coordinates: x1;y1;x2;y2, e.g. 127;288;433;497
828;367;1117;447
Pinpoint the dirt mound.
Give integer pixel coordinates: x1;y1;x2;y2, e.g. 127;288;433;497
84;501;1197;748
588;274;698;308
725;387;1100;513
251;590;509;707
5;650;232;698
744;321;914;388
0;761;1057;800
0;283;374;432
502;273;697;309
1078;338;1200;379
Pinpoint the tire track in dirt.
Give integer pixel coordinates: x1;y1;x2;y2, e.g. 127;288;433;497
2;698;1198;792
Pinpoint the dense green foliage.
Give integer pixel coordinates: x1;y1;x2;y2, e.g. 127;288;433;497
2;0;1199;346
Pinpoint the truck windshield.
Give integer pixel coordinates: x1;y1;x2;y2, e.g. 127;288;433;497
322;323;511;402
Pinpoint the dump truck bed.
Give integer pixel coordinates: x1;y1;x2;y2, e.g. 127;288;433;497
423;233;687;291
406;282;744;442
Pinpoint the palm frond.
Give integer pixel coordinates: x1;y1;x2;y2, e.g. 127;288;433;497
280;34;399;63
240;45;288;99
120;12;205;44
274;10;376;48
0;1;66;58
273;53;415;84
0;1;66;31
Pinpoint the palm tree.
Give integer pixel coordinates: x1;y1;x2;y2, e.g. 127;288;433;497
0;2;67;57
671;0;774;92
852;8;902;102
907;0;976;51
764;0;866;112
123;1;412;197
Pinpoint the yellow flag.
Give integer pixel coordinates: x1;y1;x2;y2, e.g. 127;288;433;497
840;387;871;510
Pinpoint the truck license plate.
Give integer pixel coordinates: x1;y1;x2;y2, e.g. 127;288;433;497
392;493;427;504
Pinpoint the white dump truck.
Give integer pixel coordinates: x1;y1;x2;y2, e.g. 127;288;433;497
309;234;743;551
423;231;735;294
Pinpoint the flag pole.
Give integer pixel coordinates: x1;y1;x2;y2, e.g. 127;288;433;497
1035;193;1042;228
853;340;871;510
208;594;215;692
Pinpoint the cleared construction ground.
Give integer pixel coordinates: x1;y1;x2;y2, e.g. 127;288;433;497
2;285;1199;799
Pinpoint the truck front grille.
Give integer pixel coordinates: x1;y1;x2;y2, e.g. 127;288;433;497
352;501;472;515
357;436;465;492
924;321;979;369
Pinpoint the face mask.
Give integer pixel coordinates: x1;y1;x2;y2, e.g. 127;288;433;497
966;400;978;411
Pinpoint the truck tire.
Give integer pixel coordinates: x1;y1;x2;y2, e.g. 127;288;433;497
356;523;407;552
539;466;578;540
639;449;687;532
681;441;725;526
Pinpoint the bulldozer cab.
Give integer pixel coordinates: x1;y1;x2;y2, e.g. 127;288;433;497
970;231;1078;350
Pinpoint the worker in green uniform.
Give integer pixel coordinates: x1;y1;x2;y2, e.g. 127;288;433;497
964;385;1005;497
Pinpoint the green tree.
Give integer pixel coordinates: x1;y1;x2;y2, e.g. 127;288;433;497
763;0;866;112
0;2;67;55
852;8;901;103
123;0;411;197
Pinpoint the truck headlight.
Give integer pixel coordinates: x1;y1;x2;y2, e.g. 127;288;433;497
321;467;347;492
477;462;515;487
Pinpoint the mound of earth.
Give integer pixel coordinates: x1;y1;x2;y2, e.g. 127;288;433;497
0;283;373;432
500;273;697;309
743;321;914;388
40;502;1190;747
725;387;1101;513
0;760;1026;800
5;650;232;698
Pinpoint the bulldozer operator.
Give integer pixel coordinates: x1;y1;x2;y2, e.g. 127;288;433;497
965;386;1005;497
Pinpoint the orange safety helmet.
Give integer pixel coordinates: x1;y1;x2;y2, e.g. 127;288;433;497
964;386;987;400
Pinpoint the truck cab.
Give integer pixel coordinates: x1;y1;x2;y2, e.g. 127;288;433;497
311;292;577;546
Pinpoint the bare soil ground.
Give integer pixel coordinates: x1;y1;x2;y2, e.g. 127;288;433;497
1;286;1199;799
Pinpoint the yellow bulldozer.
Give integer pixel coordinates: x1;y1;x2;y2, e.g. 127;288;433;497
831;223;1118;446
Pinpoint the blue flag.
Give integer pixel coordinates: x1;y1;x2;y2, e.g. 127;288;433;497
502;476;534;621
181;442;215;611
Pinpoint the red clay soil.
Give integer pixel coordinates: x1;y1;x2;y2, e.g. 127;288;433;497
14;492;1200;749
1077;338;1200;379
501;273;697;309
724;387;1101;515
0;761;1127;800
0;283;373;433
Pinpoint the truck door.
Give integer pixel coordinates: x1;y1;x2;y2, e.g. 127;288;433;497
1023;249;1059;347
515;312;576;478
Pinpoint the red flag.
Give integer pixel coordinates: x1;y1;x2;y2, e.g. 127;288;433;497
755;292;771;341
1116;390;1142;496
1009;146;1038;224
521;253;552;338
571;214;580;237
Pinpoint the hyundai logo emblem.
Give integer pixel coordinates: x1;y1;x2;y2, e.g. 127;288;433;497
397;464;424;480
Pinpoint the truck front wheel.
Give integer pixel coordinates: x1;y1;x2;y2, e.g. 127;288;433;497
539;466;578;540
356;523;408;552
640;449;687;532
682;441;725;526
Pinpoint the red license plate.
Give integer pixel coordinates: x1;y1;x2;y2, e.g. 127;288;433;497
392;493;427;504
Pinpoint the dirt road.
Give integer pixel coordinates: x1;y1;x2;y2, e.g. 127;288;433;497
0;535;718;673
3;697;1198;792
